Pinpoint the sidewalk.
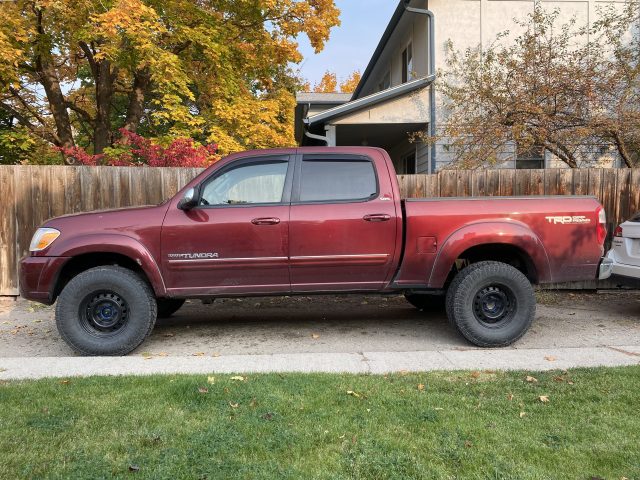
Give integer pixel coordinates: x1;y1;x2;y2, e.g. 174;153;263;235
2;345;639;379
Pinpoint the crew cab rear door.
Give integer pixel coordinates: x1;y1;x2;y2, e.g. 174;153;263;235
288;152;398;291
161;154;293;296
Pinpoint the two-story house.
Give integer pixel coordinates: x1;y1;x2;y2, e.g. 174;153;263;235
295;0;626;173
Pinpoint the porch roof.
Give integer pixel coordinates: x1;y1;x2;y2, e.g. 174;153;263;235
304;75;435;126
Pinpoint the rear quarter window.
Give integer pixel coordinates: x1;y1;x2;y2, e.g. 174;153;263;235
298;158;377;202
631;212;640;222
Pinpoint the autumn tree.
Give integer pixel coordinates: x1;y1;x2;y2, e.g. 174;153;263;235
339;70;361;93
311;70;361;93
431;3;639;169
0;0;340;164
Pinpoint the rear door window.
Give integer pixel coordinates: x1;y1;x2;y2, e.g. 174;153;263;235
630;212;640;222
297;157;377;202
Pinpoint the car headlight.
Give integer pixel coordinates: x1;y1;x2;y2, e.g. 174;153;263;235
29;228;61;252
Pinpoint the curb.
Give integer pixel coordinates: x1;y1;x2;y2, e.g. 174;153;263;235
1;346;639;379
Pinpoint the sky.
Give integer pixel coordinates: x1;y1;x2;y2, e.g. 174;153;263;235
296;0;399;86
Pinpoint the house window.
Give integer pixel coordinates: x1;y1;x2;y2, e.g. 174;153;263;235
396;151;416;174
516;145;545;169
402;43;413;83
378;71;391;91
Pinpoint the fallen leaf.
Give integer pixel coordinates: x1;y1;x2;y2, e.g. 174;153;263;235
60;379;70;385
417;384;425;391
192;352;205;357
230;376;245;381
129;464;140;472
198;387;208;394
553;376;565;382
212;352;221;357
539;395;550;403
157;352;168;357
464;440;473;448
470;371;481;379
207;376;215;384
229;402;239;408
544;355;557;362
249;398;258;407
519;411;526;418
311;333;320;339
525;376;538;383
346;390;361;398
261;412;274;420
163;333;175;338
507;393;514;401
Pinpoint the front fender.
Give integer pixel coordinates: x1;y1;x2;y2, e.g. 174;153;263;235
47;233;166;296
428;221;552;287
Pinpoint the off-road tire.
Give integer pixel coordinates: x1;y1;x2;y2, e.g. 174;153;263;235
156;298;186;318
404;293;445;312
445;261;535;347
55;266;157;356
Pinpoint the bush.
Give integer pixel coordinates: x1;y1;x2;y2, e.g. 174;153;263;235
58;129;220;167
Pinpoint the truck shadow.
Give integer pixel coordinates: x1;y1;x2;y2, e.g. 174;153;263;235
148;295;468;351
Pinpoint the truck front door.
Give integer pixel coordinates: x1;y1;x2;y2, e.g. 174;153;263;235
289;153;398;291
161;155;293;296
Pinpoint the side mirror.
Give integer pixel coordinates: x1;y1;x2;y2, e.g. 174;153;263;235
177;187;198;211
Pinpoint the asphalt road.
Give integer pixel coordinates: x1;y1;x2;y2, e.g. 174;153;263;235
1;291;639;358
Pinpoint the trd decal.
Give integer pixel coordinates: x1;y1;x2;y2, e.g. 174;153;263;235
545;216;591;225
168;253;219;260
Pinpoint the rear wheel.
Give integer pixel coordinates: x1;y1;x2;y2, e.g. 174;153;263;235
156;298;186;318
404;293;445;312
445;261;535;347
55;266;157;356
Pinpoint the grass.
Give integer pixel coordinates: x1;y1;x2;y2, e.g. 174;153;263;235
1;367;639;479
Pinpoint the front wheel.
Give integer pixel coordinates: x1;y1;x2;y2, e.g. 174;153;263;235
55;266;157;356
445;261;535;347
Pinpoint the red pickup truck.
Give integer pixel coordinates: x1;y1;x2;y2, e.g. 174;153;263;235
20;147;612;355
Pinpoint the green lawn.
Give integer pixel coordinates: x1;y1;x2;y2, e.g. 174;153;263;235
1;367;639;479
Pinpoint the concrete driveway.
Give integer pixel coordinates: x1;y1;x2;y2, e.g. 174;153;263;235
1;291;639;378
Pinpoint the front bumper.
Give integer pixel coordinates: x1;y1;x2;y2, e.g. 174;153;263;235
19;256;68;304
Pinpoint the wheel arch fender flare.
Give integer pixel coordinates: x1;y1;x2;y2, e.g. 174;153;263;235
428;221;552;287
50;233;166;296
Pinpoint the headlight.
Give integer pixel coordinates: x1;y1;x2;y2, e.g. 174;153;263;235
29;228;61;252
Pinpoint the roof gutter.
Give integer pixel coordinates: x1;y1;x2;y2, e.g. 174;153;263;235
403;0;437;173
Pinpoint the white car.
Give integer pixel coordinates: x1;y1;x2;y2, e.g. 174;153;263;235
606;212;640;281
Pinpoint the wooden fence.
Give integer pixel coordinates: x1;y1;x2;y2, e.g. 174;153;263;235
1;165;639;295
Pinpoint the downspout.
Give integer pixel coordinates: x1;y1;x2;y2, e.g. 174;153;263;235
403;0;436;174
304;128;329;144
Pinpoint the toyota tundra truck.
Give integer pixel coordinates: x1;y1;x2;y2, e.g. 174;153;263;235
20;147;612;355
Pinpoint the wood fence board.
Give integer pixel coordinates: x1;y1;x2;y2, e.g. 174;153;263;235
0;167;17;294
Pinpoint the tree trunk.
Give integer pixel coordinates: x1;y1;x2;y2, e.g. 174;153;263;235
93;60;115;154
33;6;76;163
122;70;151;133
611;130;633;168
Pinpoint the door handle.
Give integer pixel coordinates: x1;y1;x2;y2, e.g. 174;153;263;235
251;217;281;225
363;214;391;222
